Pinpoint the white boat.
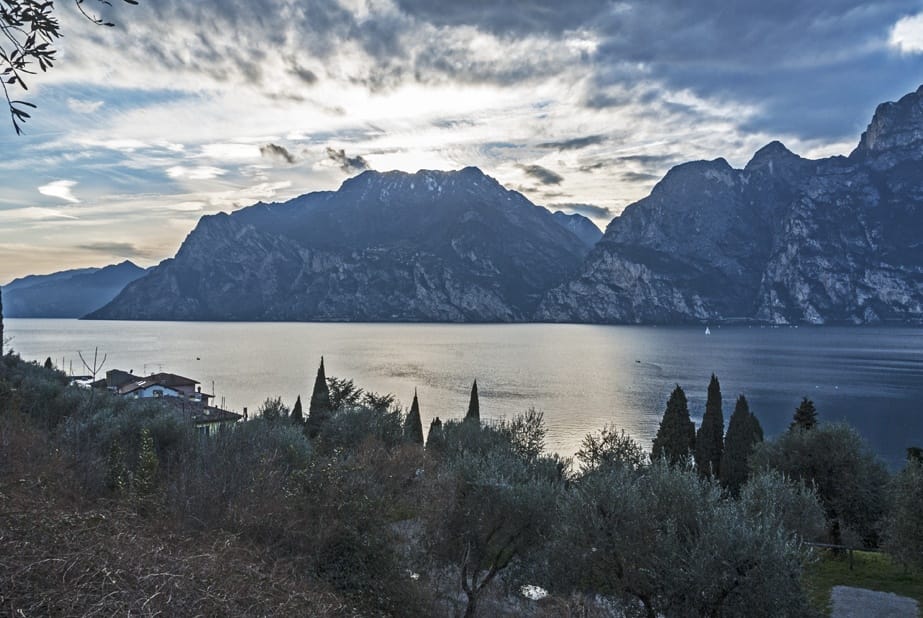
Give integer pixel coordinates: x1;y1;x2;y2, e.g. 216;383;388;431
705;326;711;335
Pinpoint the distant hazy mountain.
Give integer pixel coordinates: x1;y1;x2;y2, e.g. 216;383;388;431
89;168;589;321
551;211;603;247
537;85;923;325
3;261;148;318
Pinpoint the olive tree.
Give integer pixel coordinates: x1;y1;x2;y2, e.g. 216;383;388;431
750;422;889;546
2;0;140;134
883;459;923;570
554;462;816;618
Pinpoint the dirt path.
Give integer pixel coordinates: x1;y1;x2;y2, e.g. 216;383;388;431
831;586;919;618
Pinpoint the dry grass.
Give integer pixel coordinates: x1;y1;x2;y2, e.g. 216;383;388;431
0;481;359;617
0;410;358;618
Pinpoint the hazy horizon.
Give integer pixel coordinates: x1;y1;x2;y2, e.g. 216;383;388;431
3;1;923;281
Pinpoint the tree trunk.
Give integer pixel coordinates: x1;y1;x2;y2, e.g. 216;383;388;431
463;589;478;618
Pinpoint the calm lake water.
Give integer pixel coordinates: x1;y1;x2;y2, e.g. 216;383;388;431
6;319;923;467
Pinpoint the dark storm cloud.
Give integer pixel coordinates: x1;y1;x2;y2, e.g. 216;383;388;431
393;0;611;35
85;0;923;143
550;203;614;219
537;135;606;151
326;147;370;173
260;143;297;164
580;0;923;141
518;164;564;185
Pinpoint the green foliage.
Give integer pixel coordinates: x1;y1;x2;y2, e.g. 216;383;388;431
43;357;53;370
427;448;562;617
105;440;128;495
651;385;695;466
307;357;332;438
750;422;889;546
361;390;395;412
2;0;140;135
465;379;479;422
290;395;303;425
694;373;724;478
258;396;290;422
134;428;159;512
556;462;815;617
720;395;764;496
791;397;818;431
804;550;923;614
496;407;546;461
426;416;445;452
739;469;826;541
326;376;363;411
167;418;311;529
883;460;923;570
403;390;424;445
576;424;647;473
317;404;405;453
908;447;923;464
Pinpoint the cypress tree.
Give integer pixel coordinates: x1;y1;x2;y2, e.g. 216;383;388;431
790;397;818;431
306;357;332;438
404;389;424;445
720;395;764;496
426;416;445;453
695;374;724;478
44;357;53;370
291;395;304;425
465;379;480;422
651;385;696;466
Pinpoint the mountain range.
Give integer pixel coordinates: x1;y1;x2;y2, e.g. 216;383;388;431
13;84;923;325
2;261;147;318
88;168;597;321
538;85;923;324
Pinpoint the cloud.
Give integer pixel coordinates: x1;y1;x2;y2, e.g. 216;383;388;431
0;207;79;221
66;98;104;114
260;143;297;164
291;63;319;84
76;241;155;259
537;135;606;150
620;171;661;183
890;13;923;53
518;164;564;185
166;166;227;180
326;147;370;173
549;202;614;219
393;0;611;36
38;180;80;203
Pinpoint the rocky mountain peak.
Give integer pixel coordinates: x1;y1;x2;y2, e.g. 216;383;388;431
745;141;798;169
851;84;923;163
338;166;498;199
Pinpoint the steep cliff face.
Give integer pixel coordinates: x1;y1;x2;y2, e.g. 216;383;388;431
90;168;588;322
538;85;923;324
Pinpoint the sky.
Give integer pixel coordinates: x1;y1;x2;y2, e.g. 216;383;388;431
2;0;923;283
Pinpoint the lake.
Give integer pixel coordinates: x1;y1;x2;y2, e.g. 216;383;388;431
5;319;922;468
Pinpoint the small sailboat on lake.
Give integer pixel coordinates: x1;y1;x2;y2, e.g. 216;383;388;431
705;326;711;335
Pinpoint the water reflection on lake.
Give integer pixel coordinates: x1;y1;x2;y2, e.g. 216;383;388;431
6;319;922;467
